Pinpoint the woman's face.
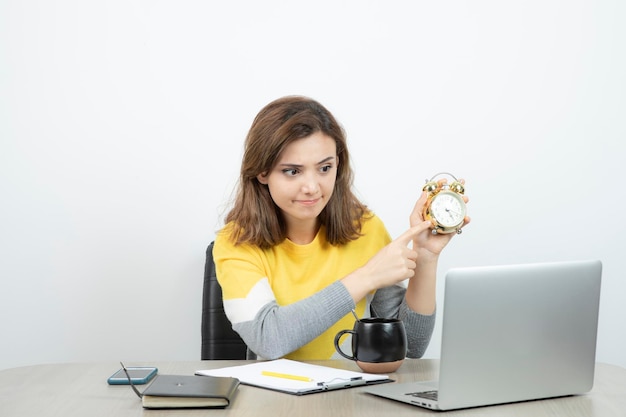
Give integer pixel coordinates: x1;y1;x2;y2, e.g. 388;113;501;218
257;131;337;238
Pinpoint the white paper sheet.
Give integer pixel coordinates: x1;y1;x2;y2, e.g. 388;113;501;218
196;359;391;395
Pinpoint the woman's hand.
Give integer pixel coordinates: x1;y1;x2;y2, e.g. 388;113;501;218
364;223;434;286
341;222;432;303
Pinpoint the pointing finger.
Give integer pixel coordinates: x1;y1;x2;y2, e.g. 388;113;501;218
395;221;432;246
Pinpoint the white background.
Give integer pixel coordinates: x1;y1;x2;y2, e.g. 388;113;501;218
1;0;625;370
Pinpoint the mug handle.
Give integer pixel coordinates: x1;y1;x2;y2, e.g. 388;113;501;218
334;330;357;360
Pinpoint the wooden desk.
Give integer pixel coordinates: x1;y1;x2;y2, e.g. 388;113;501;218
1;360;625;416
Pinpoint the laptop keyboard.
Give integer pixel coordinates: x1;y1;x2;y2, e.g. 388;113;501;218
406;390;438;401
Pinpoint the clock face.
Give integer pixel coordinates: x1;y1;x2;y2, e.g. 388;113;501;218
430;191;466;227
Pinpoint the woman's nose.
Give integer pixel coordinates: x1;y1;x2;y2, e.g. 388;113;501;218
301;174;319;194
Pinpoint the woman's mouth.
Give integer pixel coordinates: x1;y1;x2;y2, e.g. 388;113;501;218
296;198;320;206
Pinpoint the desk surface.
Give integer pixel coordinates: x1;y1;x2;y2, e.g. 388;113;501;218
1;359;625;416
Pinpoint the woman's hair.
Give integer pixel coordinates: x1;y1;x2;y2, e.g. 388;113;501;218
225;95;368;248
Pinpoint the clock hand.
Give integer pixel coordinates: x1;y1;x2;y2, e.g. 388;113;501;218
445;207;462;216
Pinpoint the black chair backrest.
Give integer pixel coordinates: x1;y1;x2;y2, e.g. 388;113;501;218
201;242;247;359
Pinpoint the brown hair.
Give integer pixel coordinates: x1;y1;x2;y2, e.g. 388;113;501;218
225;96;368;248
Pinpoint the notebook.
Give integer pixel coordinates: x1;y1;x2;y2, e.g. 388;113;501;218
366;259;602;411
140;374;239;409
196;359;391;395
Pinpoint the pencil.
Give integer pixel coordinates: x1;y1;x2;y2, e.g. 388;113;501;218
261;370;313;382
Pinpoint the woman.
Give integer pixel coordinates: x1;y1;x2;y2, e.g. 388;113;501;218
213;96;469;360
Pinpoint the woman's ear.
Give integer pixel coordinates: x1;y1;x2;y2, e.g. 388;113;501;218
256;173;269;185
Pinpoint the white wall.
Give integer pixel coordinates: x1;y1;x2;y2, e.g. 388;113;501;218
1;0;625;370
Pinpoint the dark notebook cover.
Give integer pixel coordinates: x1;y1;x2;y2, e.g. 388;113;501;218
141;374;239;409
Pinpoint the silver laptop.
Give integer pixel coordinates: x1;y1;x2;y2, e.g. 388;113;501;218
366;260;602;411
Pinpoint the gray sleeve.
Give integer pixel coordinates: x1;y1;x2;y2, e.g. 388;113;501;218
371;285;436;358
232;281;355;360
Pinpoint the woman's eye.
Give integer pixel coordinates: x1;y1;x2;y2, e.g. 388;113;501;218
320;165;333;173
283;169;298;176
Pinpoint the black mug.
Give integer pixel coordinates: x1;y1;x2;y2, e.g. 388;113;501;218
334;317;407;373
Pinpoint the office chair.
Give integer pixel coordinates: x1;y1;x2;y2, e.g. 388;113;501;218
201;241;248;359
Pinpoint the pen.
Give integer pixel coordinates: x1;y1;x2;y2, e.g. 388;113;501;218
261;370;314;382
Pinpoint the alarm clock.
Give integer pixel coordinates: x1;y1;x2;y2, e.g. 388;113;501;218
422;172;467;235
